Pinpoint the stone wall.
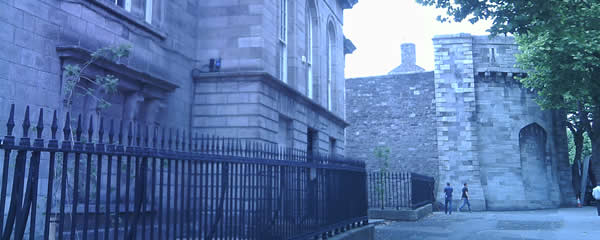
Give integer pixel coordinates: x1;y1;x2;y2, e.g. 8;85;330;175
433;34;573;210
474;76;562;209
0;0;196;136
191;0;351;154
192;72;347;155
345;72;438;178
432;34;486;210
346;33;573;210
195;0;348;119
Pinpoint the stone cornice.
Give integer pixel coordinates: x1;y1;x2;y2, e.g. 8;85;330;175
339;0;359;9
192;71;350;128
344;37;356;54
57;46;179;93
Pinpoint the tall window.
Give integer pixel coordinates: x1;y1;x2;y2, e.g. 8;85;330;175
279;0;289;83
306;5;314;99
114;0;132;11
145;0;153;24
327;25;334;111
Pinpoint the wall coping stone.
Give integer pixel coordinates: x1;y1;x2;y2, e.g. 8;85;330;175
368;204;433;221
347;71;434;81
57;46;179;93
192;71;350;128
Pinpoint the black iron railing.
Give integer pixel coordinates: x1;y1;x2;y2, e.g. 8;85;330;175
368;172;434;210
0;104;368;240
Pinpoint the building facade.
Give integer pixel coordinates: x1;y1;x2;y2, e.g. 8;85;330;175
346;34;575;210
0;0;357;155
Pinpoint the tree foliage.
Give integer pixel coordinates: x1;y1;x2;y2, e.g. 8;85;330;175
62;44;132;111
567;128;592;164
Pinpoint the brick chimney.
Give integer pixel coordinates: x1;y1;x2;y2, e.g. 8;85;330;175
401;43;417;66
388;43;425;74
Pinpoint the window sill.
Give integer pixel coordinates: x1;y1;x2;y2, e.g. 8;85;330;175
85;0;167;40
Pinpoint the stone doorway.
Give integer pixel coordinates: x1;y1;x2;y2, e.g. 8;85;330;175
519;123;550;204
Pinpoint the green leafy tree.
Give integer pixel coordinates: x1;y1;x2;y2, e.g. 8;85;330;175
416;0;600;186
62;44;132;112
373;146;391;205
567;127;592;165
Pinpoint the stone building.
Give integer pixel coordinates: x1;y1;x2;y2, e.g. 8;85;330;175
0;0;357;155
346;34;575;210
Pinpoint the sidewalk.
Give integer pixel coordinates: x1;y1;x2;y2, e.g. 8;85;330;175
375;207;600;240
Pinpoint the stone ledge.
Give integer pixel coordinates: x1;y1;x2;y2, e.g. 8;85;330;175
328;224;375;240
57;46;178;95
368;204;432;221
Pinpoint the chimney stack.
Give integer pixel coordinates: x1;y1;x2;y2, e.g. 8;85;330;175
401;43;416;66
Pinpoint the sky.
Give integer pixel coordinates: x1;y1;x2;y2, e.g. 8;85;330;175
344;0;492;78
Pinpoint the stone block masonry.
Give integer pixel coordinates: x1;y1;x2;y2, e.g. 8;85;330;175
346;33;574;210
346;72;438;179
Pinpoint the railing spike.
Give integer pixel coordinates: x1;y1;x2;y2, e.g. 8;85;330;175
22;105;31;138
220;137;225;155
161;127;166;149
144;124;149;147
108;119;114;144
175;129;180;151
215;136;219;154
6;103;15;136
194;133;199;152
87;115;94;142
182;130;186;152
209;135;214;153
118;120;124;145
136;123;141;147
168;128;173;150
75;114;82;142
98;117;104;144
127;121;133;146
36;108;44;139
63;112;71;141
51;110;58;140
189;131;193;152
152;126;158;148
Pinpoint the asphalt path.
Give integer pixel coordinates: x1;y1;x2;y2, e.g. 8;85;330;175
374;207;600;240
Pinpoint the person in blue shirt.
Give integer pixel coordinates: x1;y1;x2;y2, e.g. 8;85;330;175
459;183;472;212
444;182;453;215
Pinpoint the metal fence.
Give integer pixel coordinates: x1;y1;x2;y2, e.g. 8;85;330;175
367;172;435;210
0;104;368;240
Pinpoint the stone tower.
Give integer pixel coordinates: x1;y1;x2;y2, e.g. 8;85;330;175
432;33;573;210
346;33;575;211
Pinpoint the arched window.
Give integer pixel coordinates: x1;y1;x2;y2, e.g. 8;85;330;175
326;22;335;111
306;1;317;99
279;0;289;83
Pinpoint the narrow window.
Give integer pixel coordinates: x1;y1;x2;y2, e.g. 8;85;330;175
329;137;336;157
279;0;288;83
327;28;334;111
489;48;496;63
306;8;314;99
114;0;132;11
145;0;153;24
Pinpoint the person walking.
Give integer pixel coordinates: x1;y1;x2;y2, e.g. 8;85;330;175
444;182;453;215
593;185;600;216
459;183;471;212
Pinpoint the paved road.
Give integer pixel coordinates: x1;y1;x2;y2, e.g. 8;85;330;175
375;207;600;240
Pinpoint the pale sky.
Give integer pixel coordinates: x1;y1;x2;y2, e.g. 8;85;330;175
344;0;492;78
